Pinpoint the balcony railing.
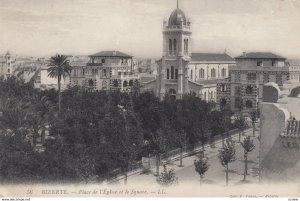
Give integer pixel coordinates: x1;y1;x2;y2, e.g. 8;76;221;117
230;66;289;71
111;74;139;80
164;25;190;31
87;63;130;68
85;74;100;78
87;63;103;66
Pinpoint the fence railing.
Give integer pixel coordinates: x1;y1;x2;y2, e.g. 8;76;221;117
104;128;242;183
159;128;239;160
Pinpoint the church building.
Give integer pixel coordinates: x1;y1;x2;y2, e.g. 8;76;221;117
141;4;235;101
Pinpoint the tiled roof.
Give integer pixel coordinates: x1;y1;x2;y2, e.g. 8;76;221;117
195;78;226;85
235;52;286;60
89;51;132;58
191;53;234;62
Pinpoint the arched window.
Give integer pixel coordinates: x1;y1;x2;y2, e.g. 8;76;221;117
166;69;170;79
235;97;242;109
123;81;128;87
220;84;227;92
211;91;214;100
221;68;226;77
220;98;227;107
173;39;177;53
169;89;176;95
129;80;133;86
190;70;193;79
134;79;139;87
184;39;188;55
102;81;107;90
88;79;94;87
199;69;205;79
211;68;216;78
246;85;253;94
169;39;172;54
204;92;207;101
171;66;174;79
246;100;253;108
175;69;178;79
113;80;118;87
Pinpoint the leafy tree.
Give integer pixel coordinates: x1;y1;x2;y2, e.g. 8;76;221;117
210;110;227;147
157;165;178;186
0;98;29;144
241;136;255;181
26;95;55;146
103;104;143;185
150;129;167;176
234;113;247;142
173;129;187;167
218;139;236;186
194;155;209;186
47;54;72;113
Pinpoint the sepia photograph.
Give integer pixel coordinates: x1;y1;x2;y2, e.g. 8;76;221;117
0;0;300;199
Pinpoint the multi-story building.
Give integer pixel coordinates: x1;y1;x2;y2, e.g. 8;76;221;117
287;65;300;83
142;5;235;101
216;52;290;112
0;51;14;78
188;53;235;102
70;51;140;93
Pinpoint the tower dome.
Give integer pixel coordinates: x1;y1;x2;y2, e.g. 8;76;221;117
168;8;187;26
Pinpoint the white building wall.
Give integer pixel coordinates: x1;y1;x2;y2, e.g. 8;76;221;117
40;69;69;89
188;63;230;81
199;86;217;102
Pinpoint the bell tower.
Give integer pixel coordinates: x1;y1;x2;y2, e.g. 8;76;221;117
5;51;12;77
157;3;192;100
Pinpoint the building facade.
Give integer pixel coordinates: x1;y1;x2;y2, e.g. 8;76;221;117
188;53;235;102
0;52;14;78
142;6;235;101
216;52;290;113
70;51;140;93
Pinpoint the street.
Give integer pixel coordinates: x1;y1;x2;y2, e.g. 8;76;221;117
109;128;260;187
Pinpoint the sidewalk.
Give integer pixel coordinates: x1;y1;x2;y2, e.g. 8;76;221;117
107;127;258;186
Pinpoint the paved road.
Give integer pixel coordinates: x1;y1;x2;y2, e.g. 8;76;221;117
109;127;260;187
175;130;259;186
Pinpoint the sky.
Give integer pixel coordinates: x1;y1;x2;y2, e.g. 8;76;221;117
0;0;300;59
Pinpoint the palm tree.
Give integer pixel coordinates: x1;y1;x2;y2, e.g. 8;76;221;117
47;54;72;113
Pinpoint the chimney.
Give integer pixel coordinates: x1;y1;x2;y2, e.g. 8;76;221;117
243;52;246;57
